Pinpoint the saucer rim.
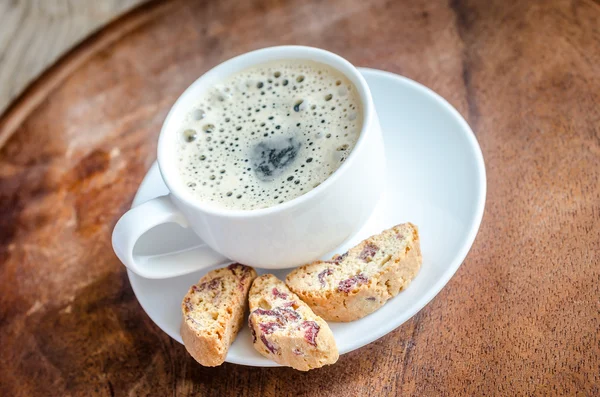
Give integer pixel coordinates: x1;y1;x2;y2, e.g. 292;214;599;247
126;67;487;367
346;67;486;352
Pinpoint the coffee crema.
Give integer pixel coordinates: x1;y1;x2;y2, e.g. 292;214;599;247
175;60;363;210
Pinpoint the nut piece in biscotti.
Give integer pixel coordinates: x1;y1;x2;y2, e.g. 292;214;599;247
181;263;257;366
285;223;422;322
248;274;338;371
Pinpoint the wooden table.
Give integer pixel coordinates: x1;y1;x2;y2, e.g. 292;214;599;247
0;0;598;395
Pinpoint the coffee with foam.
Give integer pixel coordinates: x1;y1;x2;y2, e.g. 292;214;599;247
175;60;363;210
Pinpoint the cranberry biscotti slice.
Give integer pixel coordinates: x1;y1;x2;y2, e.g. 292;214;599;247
181;263;257;366
286;223;422;322
248;274;338;371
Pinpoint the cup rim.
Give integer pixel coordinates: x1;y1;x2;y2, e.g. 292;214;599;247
157;45;375;218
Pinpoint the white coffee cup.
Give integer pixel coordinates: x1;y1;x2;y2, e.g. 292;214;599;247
112;46;385;279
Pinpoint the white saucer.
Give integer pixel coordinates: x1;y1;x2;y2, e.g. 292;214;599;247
127;68;486;367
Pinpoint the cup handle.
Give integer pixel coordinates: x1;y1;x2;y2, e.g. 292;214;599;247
112;194;229;279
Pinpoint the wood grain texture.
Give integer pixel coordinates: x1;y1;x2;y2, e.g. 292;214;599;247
0;0;146;115
0;0;599;395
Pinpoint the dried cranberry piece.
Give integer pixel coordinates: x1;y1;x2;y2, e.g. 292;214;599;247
260;334;278;354
279;307;300;322
198;277;222;291
253;308;279;317
359;243;379;261
357;274;369;283
259;322;281;335
252;308;286;325
326;252;348;265
366;297;377;301
272;287;288;299
248;316;257;343
228;263;252;277
252;306;300;325
336;252;348;262
301;321;320;346
228;263;252;288
337;274;369;293
292;348;303;356
318;268;334;286
227;262;243;271
281;301;296;308
208;277;221;289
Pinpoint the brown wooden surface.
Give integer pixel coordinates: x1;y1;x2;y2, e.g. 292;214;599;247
0;0;599;395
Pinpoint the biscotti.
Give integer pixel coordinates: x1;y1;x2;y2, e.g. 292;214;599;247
248;274;338;371
181;263;257;366
285;223;422;322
